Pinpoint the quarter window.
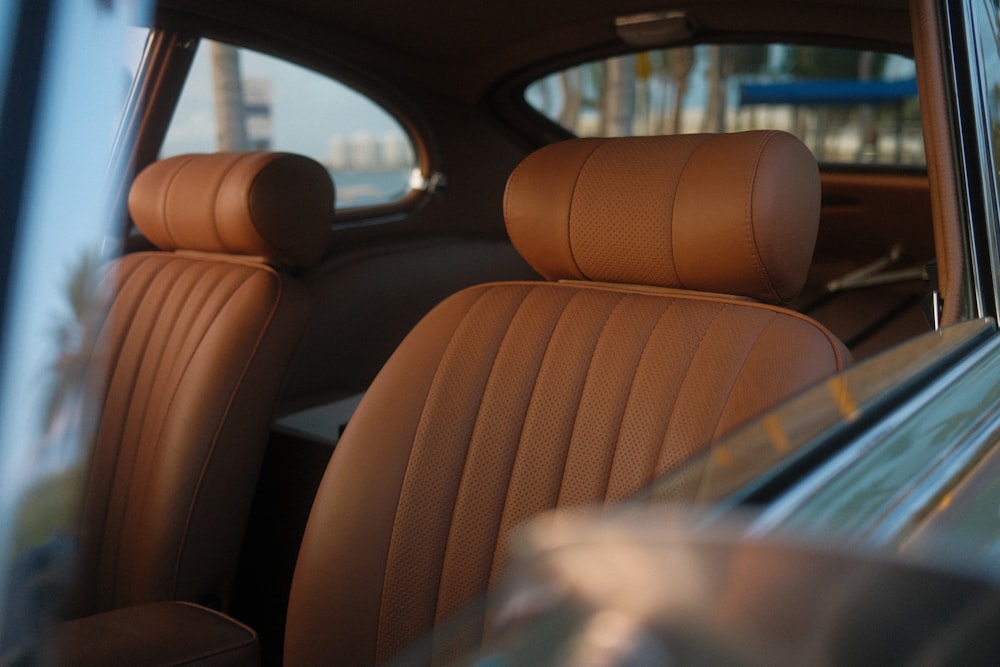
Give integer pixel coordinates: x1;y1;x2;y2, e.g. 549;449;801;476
163;39;417;209
526;44;925;167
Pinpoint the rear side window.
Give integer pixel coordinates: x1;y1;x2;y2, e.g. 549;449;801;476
163;39;417;208
526;44;924;167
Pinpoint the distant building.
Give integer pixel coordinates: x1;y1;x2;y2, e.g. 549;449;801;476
327;135;348;170
380;133;414;169
242;78;272;150
349;131;378;170
326;131;414;171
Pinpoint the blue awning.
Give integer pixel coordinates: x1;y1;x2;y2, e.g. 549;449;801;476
739;78;918;106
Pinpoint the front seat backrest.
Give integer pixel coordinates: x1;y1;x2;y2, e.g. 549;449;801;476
74;152;333;616
285;131;851;666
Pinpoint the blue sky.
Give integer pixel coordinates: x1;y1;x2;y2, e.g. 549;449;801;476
161;39;408;164
0;0;151;625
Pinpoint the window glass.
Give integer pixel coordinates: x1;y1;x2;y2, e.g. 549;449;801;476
0;0;151;658
0;1;16;104
527;45;924;167
163;39;416;208
975;0;1000;183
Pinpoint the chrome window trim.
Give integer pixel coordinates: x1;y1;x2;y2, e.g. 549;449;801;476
749;332;1000;546
941;0;1000;320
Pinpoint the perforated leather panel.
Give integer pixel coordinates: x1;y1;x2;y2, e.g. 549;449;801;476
504;132;821;303
286;281;849;666
129;152;334;267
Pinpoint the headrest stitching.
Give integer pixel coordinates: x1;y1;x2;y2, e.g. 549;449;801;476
160;154;198;249
246;153;288;263
671;139;705;292
566;140;607;280
743;131;782;303
245;155;266;255
501;158;525;224
211;155;243;255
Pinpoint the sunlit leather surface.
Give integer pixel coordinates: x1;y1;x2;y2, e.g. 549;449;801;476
285;132;850;665
128;151;333;266
505;131;820;304
73;152;331;615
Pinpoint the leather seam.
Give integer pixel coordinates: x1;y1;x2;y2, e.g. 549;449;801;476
601;297;680;502
484;286;583;588
170;265;280;597
211;155;243;254
159;155;198;249
565;140;606;280
433;285;538;629
375;284;503;662
84;257;164;610
744;131;784;303
556;290;629;504
245;153;283;259
111;258;223;606
671;138;705;291
655;302;731;474
711;311;780;440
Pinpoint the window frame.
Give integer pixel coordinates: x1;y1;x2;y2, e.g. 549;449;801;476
123;25;433;225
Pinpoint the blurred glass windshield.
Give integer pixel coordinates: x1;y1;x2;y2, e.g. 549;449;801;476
526;44;924;167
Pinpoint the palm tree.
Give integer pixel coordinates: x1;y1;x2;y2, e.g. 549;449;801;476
667;47;694;134
601;55;635;136
211;42;249;151
702;45;726;132
558;69;584;131
44;253;107;435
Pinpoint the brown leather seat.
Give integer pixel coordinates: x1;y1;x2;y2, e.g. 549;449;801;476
284;131;851;665
73;152;333;617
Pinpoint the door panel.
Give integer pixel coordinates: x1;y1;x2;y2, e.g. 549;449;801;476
794;171;934;359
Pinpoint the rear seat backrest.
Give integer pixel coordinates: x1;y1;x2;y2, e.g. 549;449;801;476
284;131;851;665
73;152;333;616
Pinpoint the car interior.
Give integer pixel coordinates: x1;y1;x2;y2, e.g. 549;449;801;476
71;152;332;618
54;0;969;664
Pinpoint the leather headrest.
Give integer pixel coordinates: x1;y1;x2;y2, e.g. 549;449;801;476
129;152;334;267
504;131;820;304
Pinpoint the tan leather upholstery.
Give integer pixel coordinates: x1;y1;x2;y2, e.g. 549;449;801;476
284;132;849;666
74;152;332;615
129;152;333;266
58;602;259;666
505;132;820;304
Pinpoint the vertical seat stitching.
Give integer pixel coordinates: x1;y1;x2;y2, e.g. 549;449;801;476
479;286;583;608
85;257;164;608
601;298;680;503
170;265;284;596
375;284;511;662
116;260;252;604
653;303;731;475
107;257;218;605
430;285;538;634
555;291;629;504
711;311;780;441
